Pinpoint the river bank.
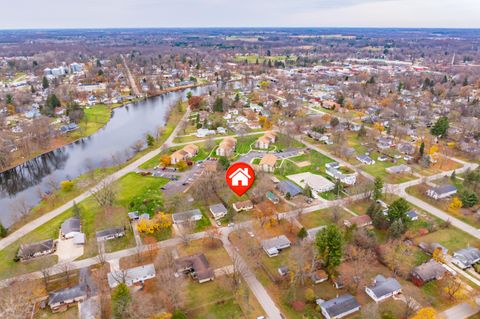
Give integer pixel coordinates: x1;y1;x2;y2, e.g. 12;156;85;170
0;83;204;174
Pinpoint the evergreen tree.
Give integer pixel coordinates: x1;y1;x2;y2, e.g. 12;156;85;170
42;76;49;89
419;141;425;158
297;227;308;239
450;170;457;182
112;283;131;319
213;97;223;112
315;225;343;275
72;202;81;217
146;134;155;147
373;177;383;200
0;222;7;238
460;190;478;208
388;219;406;238
431;116;449;137
387;198;410;224
43;94;61;116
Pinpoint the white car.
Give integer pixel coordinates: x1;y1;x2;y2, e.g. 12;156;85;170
247;231;255;238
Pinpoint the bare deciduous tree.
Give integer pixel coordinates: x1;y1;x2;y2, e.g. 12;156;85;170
90;178;117;208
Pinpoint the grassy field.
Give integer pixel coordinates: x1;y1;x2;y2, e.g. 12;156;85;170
276;150;334;176
300;207;350;229
234;55;297;64
0;173;170;278
68;104;111;140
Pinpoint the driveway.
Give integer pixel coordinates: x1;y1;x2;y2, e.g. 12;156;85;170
56;238;84;262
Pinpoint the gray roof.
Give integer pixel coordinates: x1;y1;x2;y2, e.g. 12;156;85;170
172;209;202;223
107;263;156;288
96;226;125;239
453;247;480;267
48;285;86;306
431;184;457;195
19;239;55;257
61;217;80;235
277;181;303;197
412;260;446;281
407;210;418;219
357;154;373;162
367;275;402;299
321;294;360;318
261;235;291;251
209;203;227;214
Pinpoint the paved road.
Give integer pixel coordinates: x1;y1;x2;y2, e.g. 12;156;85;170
0;108;192;251
441;300;480;319
121;54;141;97
220;229;283;319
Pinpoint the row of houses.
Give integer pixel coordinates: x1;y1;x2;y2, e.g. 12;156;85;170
171;144;199;164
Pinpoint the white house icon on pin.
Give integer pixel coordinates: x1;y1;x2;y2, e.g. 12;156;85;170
228;168;251;186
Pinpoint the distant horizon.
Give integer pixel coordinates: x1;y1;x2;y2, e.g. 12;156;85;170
1;26;480;31
2;0;479;29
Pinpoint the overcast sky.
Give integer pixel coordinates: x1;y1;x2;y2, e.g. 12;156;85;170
1;0;479;29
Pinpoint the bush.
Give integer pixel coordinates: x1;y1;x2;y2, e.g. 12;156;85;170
60;180;74;192
304;288;315;302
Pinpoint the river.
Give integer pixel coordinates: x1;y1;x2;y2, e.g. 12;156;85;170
0;85;215;226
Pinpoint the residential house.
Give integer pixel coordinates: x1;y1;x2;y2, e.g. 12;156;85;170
172;209;203;225
255;132;277;149
418;242;449;256
107;264;156;288
356;154;375;165
60;217;81;239
287;172;335;196
276;180;303;197
452;247;480;269
426;184;457;200
259;154;277;172
365;275;402;302
48;285;87;313
411;260;447;286
209;203;228;220
343;215;372;228
325;162;357;186
232;200;254;212
319;294;361;319
216;137;236;157
175;253;215;283
171;144;199;164
266;191;280;204
386;164;412;174
96;227;125;242
311;269;328;284
406;210;419;221
171;149;188;165
261;235;291;257
17;239;57;261
397;142;416;155
377;137;394;150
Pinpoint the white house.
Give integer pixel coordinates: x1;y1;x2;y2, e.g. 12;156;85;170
107;264;156;288
319;294;360;319
426;184;457;200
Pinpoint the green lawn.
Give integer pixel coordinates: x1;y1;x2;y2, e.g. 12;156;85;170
234;55;297;64
300;208;350;229
276;150;334;176
68;104;111;140
235;134;264;155
0;173;169;278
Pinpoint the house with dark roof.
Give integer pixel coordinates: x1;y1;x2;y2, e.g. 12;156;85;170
426;184;457;200
311;269;328;284
261;235;291;257
175;253;215;283
60;216;81;239
96;226;125;242
319;294;360;319
48;284;87;312
411;260;447;286
452;247;480;269
418;242;448;256
17;239;57;261
172;209;203;224
277;180;303;198
365;275;402;302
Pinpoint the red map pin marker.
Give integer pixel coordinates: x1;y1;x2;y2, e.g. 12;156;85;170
226;162;255;196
